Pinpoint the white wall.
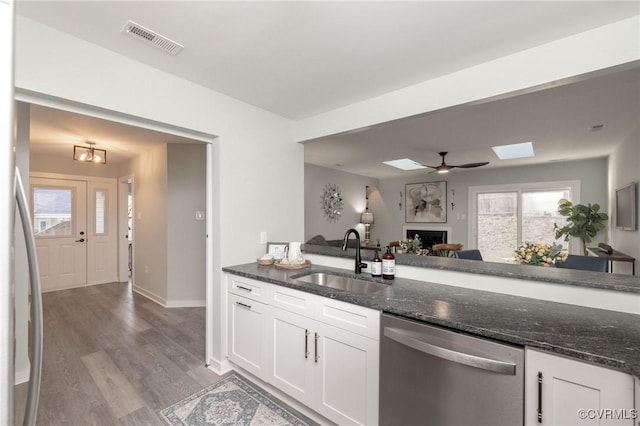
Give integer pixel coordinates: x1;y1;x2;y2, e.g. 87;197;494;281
373;158;608;248
608;127;640;275
30;153;121;178
293;16;640;142
15;16;302;369
130;144;168;302
304;163;379;241
167;143;206;306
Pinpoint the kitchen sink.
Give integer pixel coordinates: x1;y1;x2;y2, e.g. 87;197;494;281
292;272;388;295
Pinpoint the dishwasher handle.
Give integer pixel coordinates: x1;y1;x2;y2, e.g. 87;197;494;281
384;326;516;375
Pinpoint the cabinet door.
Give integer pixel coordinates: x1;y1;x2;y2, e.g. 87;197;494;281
314;321;379;426
525;349;634;426
227;293;269;379
268;307;315;405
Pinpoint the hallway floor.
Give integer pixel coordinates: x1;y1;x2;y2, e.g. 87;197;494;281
15;282;221;425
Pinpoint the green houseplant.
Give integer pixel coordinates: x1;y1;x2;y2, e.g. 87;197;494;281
553;199;608;256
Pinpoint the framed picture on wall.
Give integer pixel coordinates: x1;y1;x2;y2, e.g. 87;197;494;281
405;181;447;223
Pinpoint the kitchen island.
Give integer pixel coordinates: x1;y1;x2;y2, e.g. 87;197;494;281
223;261;639;377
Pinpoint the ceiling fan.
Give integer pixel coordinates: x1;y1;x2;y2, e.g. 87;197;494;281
423;151;489;173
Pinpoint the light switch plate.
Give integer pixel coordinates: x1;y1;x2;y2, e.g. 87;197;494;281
260;231;267;244
195;211;205;220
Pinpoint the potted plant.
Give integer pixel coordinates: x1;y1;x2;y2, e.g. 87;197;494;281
400;234;423;254
553;199;608;256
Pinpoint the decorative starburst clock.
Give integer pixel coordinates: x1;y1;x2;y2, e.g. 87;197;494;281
321;184;343;222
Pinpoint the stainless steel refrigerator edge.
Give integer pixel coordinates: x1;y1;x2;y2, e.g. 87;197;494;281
380;313;524;426
1;0;16;423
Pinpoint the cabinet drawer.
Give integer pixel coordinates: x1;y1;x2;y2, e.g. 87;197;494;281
315;297;380;340
269;285;314;315
228;275;268;302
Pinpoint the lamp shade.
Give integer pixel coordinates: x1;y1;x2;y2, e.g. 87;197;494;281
360;212;374;224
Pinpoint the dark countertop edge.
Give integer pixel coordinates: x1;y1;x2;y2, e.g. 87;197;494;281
303;244;640;294
380;308;631;375
222;264;639;378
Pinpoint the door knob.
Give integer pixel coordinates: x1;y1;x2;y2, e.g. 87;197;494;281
75;238;85;243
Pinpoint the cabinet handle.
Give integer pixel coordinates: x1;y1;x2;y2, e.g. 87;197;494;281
304;329;310;359
537;371;543;423
236;285;253;292
235;301;252;309
384;327;516;375
314;332;320;363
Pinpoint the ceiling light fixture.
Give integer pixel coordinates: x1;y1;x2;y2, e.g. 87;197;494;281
73;142;107;164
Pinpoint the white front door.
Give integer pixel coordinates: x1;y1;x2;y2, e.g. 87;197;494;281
31;177;87;292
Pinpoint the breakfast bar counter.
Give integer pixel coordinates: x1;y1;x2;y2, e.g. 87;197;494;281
223;262;640;378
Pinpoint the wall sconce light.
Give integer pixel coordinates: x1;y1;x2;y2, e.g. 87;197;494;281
360;185;375;242
73;142;107;164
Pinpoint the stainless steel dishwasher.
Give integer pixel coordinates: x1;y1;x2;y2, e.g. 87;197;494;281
380;313;524;426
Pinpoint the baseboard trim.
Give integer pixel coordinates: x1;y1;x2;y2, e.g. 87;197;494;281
132;286;206;308
41;280;126;294
132;285;167;306
165;299;206;308
206;357;233;376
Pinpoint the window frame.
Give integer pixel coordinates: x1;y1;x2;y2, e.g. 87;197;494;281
93;187;108;236
468;180;581;257
31;185;76;238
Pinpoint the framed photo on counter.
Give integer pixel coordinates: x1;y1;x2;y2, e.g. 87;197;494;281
267;242;288;259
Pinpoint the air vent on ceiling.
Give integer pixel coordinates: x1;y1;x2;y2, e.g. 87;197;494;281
121;20;184;56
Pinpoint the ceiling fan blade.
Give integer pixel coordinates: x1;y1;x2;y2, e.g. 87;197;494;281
457;161;489;168
422;164;442;170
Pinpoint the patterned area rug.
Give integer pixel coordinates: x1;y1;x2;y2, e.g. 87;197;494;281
159;373;316;426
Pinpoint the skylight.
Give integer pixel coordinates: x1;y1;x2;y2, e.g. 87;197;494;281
492;142;535;160
382;158;427;170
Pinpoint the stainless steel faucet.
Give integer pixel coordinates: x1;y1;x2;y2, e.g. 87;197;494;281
342;228;367;274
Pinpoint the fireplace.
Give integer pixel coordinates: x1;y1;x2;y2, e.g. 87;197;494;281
405;229;448;250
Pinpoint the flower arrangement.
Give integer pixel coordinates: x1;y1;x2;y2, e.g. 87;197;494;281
400;234;423;254
514;242;568;267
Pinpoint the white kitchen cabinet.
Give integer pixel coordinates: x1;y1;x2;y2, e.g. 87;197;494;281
525;348;635;426
269;306;316;406
268;304;379;426
227;293;270;380
313;319;379;426
225;275;379;426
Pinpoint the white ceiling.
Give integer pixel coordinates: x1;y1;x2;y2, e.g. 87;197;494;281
16;1;640;173
28;105;203;164
304;65;640;178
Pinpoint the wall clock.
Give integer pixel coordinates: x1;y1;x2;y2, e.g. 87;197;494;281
321;184;343;222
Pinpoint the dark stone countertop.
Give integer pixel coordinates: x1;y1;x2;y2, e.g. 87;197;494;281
223;262;640;378
304;244;640;294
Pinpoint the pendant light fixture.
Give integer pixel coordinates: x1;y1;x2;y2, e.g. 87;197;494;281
73;142;107;164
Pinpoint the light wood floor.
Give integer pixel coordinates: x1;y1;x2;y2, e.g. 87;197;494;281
15;282;222;425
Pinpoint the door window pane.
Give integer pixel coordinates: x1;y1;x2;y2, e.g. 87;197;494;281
477;192;518;263
522;190;570;250
33;187;73;236
95;189;107;234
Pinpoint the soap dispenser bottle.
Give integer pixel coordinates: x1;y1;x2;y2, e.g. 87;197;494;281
371;249;382;278
382;246;395;280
